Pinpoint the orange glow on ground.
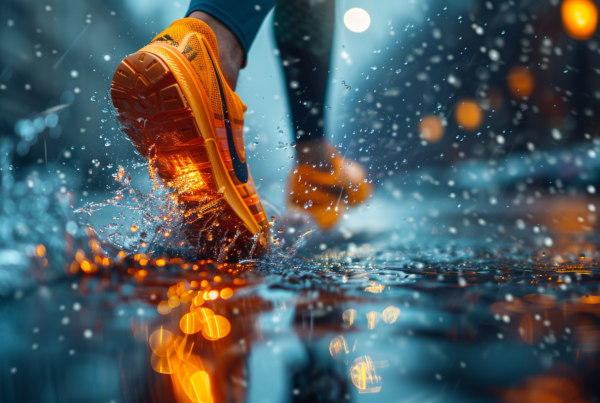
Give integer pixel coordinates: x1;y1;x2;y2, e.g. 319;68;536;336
180;312;203;334
202;315;231;340
342;309;356;325
194;307;215;324
157;301;173;315
151;351;181;374
36;244;46;257
168;295;181;308
80;260;98;273
149;328;175;356
365;284;384;293
366;311;381;329
562;0;598;39
351;360;369;390
190;370;211;403
382;306;401;324
350;356;384;393
194;293;205;306
329;335;349;361
580;295;600;304
220;287;233;299
180;291;193;304
419;115;444;143
455;99;482;131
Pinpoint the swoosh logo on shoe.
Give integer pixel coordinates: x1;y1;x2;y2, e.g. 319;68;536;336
206;52;249;184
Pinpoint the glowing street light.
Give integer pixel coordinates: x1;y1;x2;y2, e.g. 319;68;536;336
344;8;371;33
562;0;598;40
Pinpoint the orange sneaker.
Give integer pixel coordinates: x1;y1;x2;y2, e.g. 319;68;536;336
287;145;373;230
110;18;269;258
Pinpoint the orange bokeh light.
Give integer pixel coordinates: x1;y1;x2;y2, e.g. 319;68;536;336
329;335;349;361
508;66;534;99
342;308;356;325
157;301;173;315
36;244;46;257
366;311;381;329
149;327;175;356
382;306;401;324
150;352;181;374
168;295;181;308
351;360;369;390
194;307;215;324
220;287;233;299
202;315;231;340
455;99;482;131
419;115;444;143
350;356;383;393
562;0;598;40
193;293;205;306
364;284;384;293
180;312;203;334
580;295;600;304
190;371;212;403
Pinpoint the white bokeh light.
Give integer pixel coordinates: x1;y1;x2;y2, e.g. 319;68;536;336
344;8;371;33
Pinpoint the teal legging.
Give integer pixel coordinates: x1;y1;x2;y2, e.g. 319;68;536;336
186;0;335;143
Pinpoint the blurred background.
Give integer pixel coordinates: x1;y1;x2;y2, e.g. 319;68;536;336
2;0;600;241
3;0;600;402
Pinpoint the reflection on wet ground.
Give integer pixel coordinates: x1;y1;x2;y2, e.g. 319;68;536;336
3;134;600;403
3;136;600;403
3;222;600;403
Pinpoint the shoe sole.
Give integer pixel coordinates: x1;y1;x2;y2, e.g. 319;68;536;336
110;41;264;243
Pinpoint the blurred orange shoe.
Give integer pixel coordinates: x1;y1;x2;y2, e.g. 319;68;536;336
287;145;373;230
110;18;269;257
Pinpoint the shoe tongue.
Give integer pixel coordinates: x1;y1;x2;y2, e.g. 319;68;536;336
152;18;220;64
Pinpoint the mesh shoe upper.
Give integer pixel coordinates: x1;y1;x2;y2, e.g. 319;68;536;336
151;18;247;146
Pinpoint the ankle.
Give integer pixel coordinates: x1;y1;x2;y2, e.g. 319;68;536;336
188;11;245;90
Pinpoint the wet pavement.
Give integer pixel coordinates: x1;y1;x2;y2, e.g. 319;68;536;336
3;0;600;402
2;175;600;403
